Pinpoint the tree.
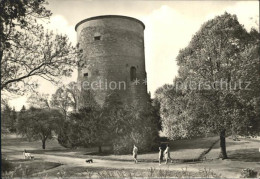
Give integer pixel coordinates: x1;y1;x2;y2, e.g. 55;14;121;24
1;0;81;93
70;107;111;153
66;82;79;112
111;102;160;154
0;0;52;61
17;107;63;149
10;107;17;132
1;26;79;93
1;103;12;133
27;93;50;109
1;103;17;133
20;105;26;113
51;82;79;118
58;91;160;154
156;13;260;159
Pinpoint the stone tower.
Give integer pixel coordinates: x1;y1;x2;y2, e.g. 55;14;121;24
75;15;149;108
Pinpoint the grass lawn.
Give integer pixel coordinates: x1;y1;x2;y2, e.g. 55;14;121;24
77;136;219;162
2;134;259;178
205;136;260;160
1;134;65;153
35;136;219;162
1;158;62;177
2;134;219;162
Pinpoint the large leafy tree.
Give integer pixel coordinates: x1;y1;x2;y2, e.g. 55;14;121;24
1;0;80;93
69;107;111;153
17;107;63;149
156;13;260;159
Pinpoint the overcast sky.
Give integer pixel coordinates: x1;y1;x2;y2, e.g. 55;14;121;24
9;0;259;110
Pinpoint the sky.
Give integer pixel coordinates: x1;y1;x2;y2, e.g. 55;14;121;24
8;0;259;110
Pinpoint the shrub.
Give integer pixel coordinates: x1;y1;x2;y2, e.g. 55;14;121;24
240;168;258;178
1;158;13;173
112;103;160;154
57;95;160;155
57;121;73;148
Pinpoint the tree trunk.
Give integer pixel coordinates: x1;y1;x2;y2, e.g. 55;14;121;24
98;146;102;153
42;139;46;149
219;129;228;159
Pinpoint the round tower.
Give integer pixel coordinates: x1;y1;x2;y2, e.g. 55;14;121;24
76;15;149;108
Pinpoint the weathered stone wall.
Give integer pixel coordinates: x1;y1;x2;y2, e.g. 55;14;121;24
76;15;149;108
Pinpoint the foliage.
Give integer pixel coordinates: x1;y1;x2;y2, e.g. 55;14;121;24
0;0;51;51
51;82;79;117
0;0;81;94
1;103;17;133
17;107;63;149
69;107;112;150
156;13;260;159
58;90;159;154
112;103;160;154
240;168;258;178
1;157;13;173
27;93;50;109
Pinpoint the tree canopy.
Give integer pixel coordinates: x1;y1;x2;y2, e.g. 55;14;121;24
0;0;81;94
156;13;260;159
17;107;63;149
58;90;160;154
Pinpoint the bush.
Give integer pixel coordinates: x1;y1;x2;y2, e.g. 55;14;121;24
57;99;160;155
240;168;258;178
113;135;131;155
57;121;73;148
112;104;160;155
1;158;13;173
112;118;159;155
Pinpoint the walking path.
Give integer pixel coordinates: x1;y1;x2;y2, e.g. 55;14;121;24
5;150;241;178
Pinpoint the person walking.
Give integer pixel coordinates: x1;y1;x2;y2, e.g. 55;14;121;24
164;144;173;164
133;145;138;163
159;147;163;165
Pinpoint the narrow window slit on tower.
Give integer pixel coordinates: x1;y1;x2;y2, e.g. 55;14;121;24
84;73;88;77
130;66;136;81
94;36;101;41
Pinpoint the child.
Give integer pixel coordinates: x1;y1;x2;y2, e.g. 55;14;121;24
159;147;163;165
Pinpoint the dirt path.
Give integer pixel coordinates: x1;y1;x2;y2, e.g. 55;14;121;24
6;152;240;178
7;152;197;169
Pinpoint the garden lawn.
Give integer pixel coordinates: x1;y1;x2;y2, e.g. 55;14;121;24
79;136;219;162
2;158;62;177
2;134;219;162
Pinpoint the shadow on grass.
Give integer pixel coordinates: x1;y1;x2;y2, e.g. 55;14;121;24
228;148;260;162
84;150;113;156
226;141;250;146
9;158;42;162
2;158;63;177
29;148;72;154
169;136;219;151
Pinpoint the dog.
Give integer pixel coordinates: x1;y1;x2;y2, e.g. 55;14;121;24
85;159;93;163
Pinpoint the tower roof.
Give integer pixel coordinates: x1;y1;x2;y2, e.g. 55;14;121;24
75;15;145;31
